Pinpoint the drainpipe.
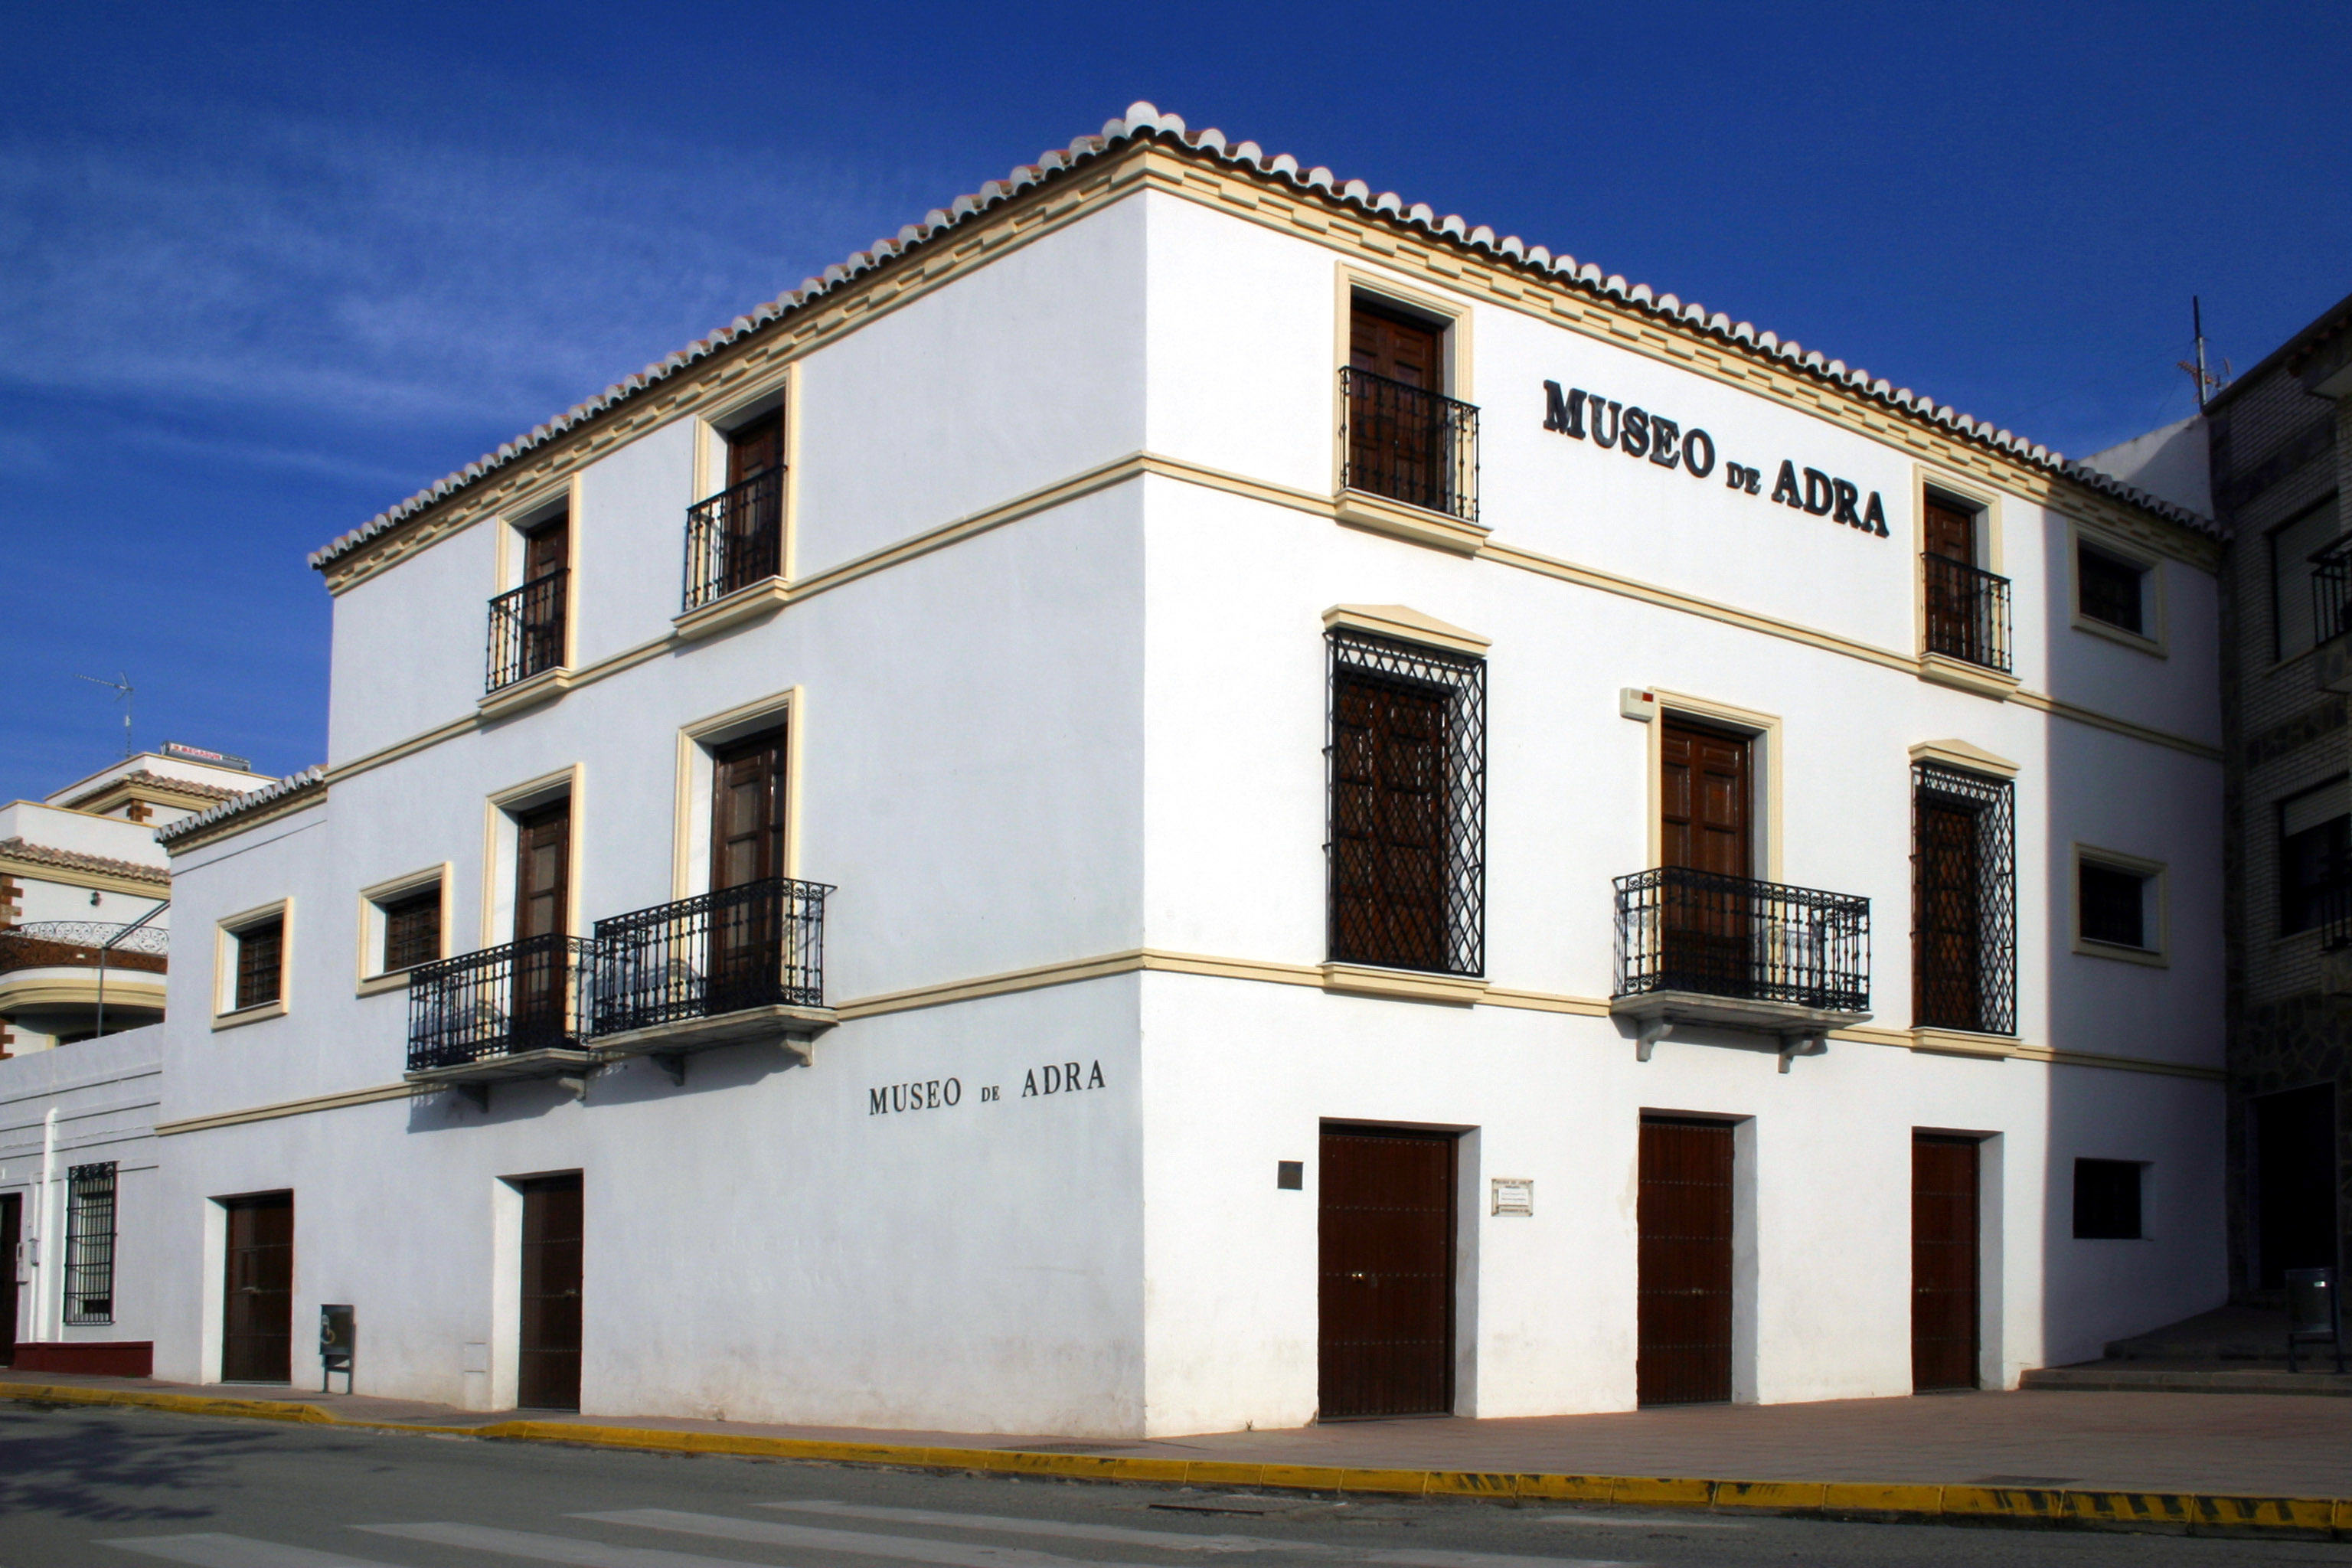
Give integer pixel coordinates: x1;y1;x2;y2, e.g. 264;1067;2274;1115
93;898;167;1042
32;1108;57;1342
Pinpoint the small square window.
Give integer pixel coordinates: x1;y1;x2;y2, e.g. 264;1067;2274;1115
379;886;442;973
232;915;284;1011
2073;1158;2144;1240
2079;861;2148;949
2077;544;2146;635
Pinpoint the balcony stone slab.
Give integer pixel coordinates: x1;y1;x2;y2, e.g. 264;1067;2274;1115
594;1002;838;1074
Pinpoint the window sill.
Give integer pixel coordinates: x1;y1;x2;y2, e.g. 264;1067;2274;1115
674;577;792;643
356;969;424;998
1319;962;1488;1005
479;665;573;720
1907;1026;2020;1060
1916;652;2020;701
2071;613;2167;658
2073;937;2169;968
211;998;287;1031
1334;489;1489;557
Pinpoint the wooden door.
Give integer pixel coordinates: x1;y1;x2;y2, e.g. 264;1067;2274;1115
1914;801;1981;1029
1638;1119;1733;1405
1912;1135;1980;1391
222;1193;293;1383
524;512;570;581
1318;1126;1455;1419
1922;499;1987;662
710;727;789;1008
721;411;786;591
520;512;570;675
518;1174;583;1410
1923;499;1975;565
512;799;571;1039
1329;670;1449;971
0;1194;17;1366
1660;719;1753;991
1348;302;1445;508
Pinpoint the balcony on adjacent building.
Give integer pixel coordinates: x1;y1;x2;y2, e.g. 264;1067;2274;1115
1337;367;1481;550
1922;553;2013;678
2310;534;2352;693
0;921;169;1048
1611;867;1871;1067
485;570;570;695
590;876;835;1078
404;933;597;1095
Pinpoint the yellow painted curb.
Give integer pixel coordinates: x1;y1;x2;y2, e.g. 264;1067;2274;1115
5;1381;2344;1538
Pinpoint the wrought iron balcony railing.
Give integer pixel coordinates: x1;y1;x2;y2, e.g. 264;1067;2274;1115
486;570;569;691
2312;534;2352;650
1339;367;1479;524
683;469;786;611
406;933;593;1072
590;876;830;1037
0;921;168;977
1613;866;1870;1014
2318;874;2352;955
1923;554;2012;674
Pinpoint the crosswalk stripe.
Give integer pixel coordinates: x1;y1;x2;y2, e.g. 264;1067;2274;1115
580;1508;1168;1568
763;1499;1274;1552
355;1521;773;1568
100;1536;404;1568
593;1507;1638;1568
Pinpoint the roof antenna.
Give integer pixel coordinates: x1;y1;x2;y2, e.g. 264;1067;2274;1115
2177;296;2223;410
75;671;134;759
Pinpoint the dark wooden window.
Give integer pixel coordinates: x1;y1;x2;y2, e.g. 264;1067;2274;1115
63;1162;116;1326
2077;544;2145;634
518;1174;583;1410
1911;1135;1979;1392
381;887;441;973
2279;781;2350;936
1638;1117;1734;1405
222;1192;293;1382
2078;861;2147;949
1318;1125;1455;1419
520;511;570;676
1913;763;2016;1034
233;915;283;1011
2073;1159;2143;1240
1343;300;1476;520
2253;1086;2337;1289
1326;631;1485;978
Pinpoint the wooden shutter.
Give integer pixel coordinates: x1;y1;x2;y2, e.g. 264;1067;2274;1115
709;727;789;891
1914;799;1982;1029
1330;669;1449;971
234;916;283;1011
1923;499;1975;564
514;802;570;943
1351;302;1442;389
381;887;441;972
524;511;570;580
725;410;784;486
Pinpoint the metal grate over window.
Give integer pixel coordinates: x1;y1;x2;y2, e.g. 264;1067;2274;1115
1325;629;1485;978
1912;762;2017;1035
64;1161;116;1325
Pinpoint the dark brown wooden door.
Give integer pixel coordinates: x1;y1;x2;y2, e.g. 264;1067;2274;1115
710;728;788;891
1912;1135;1980;1391
0;1194;18;1366
524;512;570;580
1329;670;1449;972
1351;304;1441;390
1924;499;1975;566
720;411;786;593
518;1174;583;1410
726;411;784;488
520;512;570;675
1915;802;1982;1029
1319;1126;1455;1419
1348;302;1446;508
222;1193;293;1383
513;799;571;1038
1660;720;1753;989
1638;1119;1733;1405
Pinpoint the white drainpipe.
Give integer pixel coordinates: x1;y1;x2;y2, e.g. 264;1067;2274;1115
32;1108;57;1342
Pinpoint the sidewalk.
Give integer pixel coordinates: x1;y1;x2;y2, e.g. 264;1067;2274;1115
7;1367;2350;1504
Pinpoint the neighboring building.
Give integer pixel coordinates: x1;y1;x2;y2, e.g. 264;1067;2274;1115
126;106;2225;1435
0;745;271;1373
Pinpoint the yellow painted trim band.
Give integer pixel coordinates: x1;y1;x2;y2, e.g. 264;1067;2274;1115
4;1383;2338;1537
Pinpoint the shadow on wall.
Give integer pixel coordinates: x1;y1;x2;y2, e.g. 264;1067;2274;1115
403;1044;807;1134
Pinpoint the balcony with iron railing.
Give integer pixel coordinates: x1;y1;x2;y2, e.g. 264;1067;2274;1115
591;877;835;1078
1922;554;2012;678
681;469;786;628
2310;534;2352;694
1611;867;1871;1068
485;570;570;694
405;933;598;1094
0;920;171;1044
1337;368;1480;547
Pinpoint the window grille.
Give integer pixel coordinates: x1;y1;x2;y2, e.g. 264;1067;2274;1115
1325;629;1485;977
64;1161;116;1325
1912;763;2016;1034
381;887;443;973
234;916;283;1011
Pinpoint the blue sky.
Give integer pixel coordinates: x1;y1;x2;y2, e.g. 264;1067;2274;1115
2;1;2345;803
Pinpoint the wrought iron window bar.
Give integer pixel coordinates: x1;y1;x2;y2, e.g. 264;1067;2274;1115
1922;553;2012;674
1338;367;1479;524
590;876;831;1037
1612;867;1870;1014
1912;761;2018;1035
1325;628;1486;978
2318;873;2352;954
683;468;786;610
2311;534;2352;649
62;1161;116;1325
486;569;570;691
0;921;168;976
406;933;594;1073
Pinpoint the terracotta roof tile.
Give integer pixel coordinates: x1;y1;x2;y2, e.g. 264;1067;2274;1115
0;837;169;886
58;769;253;811
155;766;328;848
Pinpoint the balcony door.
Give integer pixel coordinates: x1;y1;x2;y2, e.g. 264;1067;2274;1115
520;511;569;677
721;411;786;595
221;1192;293;1383
513;799;571;1042
1660;717;1753;993
709;727;789;1011
1348;302;1446;510
1923;498;1991;665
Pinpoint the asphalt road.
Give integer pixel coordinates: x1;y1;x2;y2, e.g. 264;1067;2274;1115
1;1403;2346;1568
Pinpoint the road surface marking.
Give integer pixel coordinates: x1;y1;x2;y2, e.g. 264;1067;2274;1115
103;1537;404;1568
579;1508;1166;1567
1536;1514;1750;1530
357;1521;773;1567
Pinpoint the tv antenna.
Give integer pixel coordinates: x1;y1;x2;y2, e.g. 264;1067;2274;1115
76;671;134;758
2177;296;2230;410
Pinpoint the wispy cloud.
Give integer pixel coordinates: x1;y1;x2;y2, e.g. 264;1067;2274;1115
0;104;923;437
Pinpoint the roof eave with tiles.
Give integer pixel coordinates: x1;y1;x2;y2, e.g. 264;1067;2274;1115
0;837;171;887
154;766;328;850
311;101;2215;574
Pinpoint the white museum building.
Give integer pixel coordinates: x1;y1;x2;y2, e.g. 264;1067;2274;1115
29;106;2231;1435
